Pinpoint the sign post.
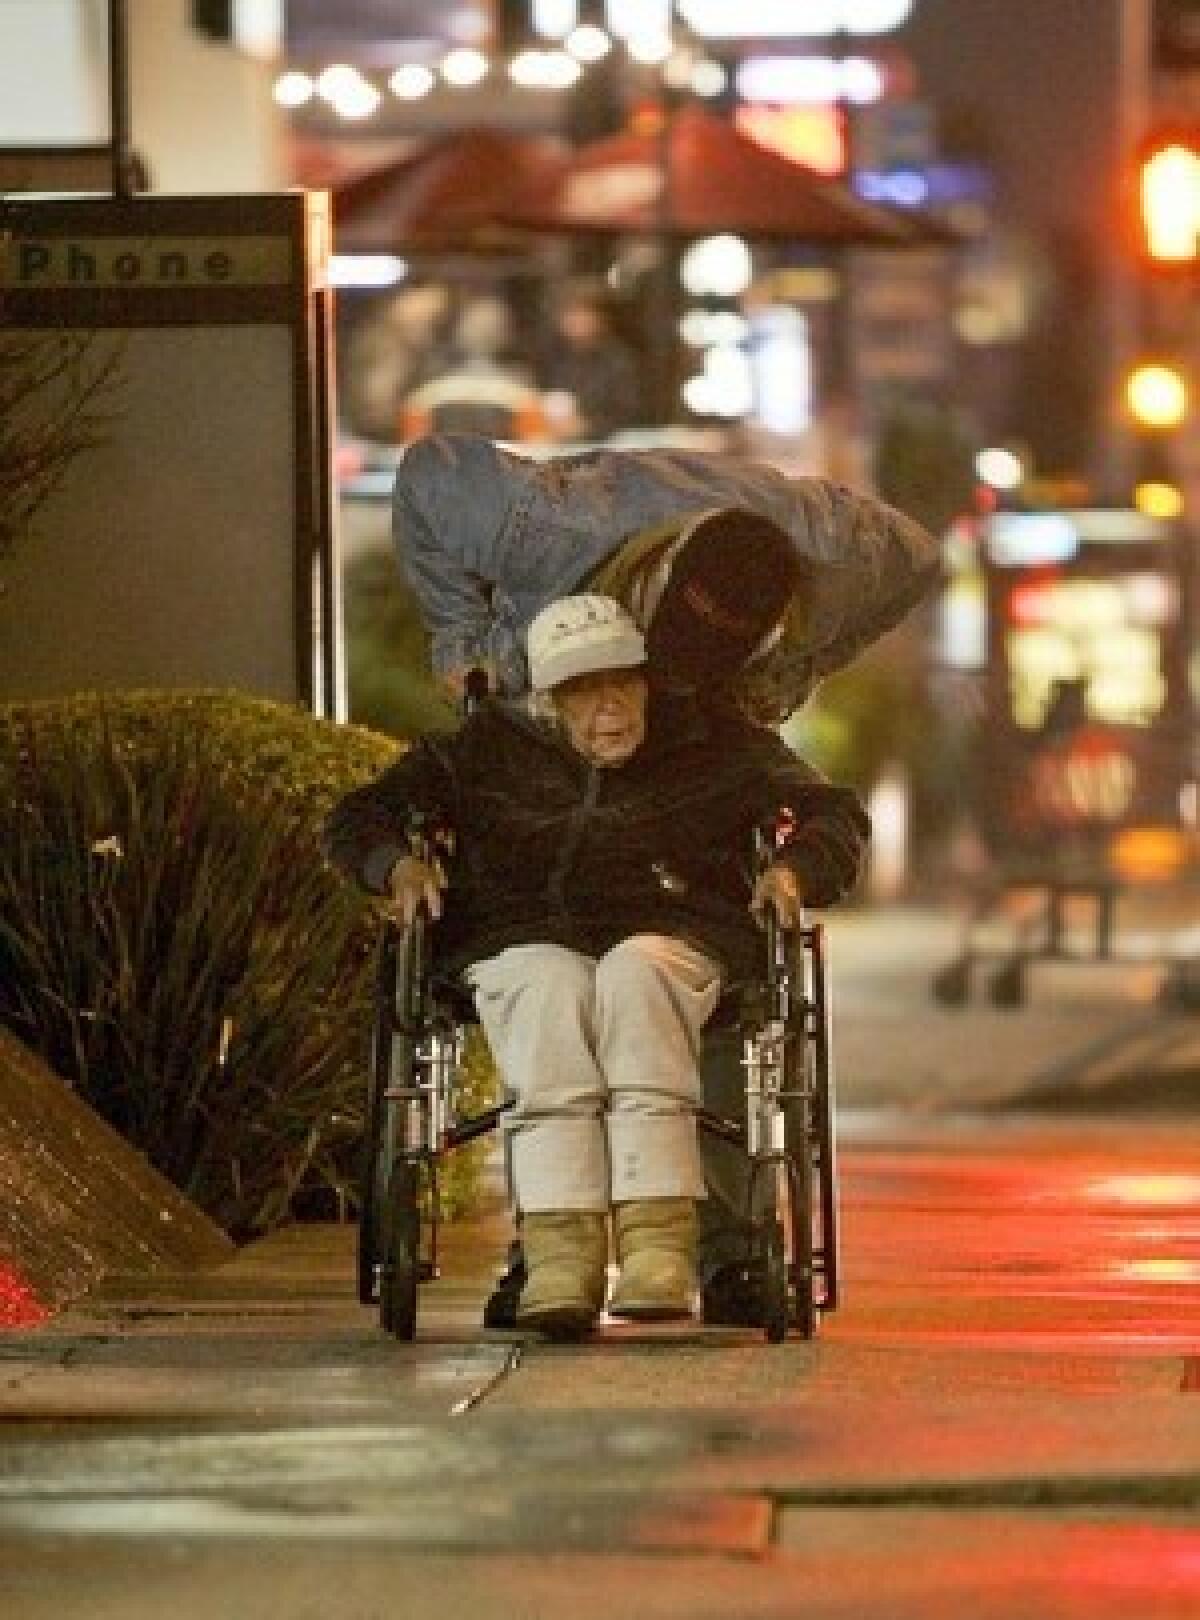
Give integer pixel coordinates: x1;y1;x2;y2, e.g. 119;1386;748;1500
108;0;135;199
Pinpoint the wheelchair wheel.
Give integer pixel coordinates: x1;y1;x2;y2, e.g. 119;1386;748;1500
809;925;840;1314
358;927;400;1306
379;1159;421;1340
762;1217;789;1343
792;1259;819;1341
787;1137;820;1342
813;1087;839;1315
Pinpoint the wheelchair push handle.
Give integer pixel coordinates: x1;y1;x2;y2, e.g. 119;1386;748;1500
755;813;807;911
385;818;444;937
754;814;808;995
413;669;488;863
463;666;490;710
389;669;491;936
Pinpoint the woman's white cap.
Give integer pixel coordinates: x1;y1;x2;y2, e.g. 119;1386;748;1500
526;594;646;692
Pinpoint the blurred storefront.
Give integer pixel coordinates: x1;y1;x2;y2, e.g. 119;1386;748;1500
0;0;286;193
938;502;1198;887
274;0;975;480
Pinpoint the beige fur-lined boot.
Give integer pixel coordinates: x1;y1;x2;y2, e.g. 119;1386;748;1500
608;1198;697;1321
514;1211;608;1340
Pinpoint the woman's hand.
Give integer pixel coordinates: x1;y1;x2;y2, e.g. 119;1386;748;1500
385;855;446;926
751;862;804;930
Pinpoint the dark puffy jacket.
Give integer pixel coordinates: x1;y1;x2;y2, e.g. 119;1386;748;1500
323;695;868;980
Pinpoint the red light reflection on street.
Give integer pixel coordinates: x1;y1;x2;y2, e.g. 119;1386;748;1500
1086;1174;1200;1207
0;1264;48;1330
1058;1524;1200;1595
1114;1256;1200;1283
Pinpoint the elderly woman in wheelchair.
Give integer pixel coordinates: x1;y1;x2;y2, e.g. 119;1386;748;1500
324;593;867;1340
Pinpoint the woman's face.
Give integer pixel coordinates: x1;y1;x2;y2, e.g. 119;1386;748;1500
552;667;648;767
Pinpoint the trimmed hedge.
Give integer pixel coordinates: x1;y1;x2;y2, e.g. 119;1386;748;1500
0;690;492;1236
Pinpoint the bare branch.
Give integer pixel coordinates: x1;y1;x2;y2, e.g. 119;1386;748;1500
0;332;125;560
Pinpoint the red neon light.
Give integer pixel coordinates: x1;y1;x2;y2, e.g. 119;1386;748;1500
1006;581;1057;626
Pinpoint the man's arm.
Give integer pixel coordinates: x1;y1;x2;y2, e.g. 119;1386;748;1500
784;479;941;658
383;854;446;925
392;436;510;689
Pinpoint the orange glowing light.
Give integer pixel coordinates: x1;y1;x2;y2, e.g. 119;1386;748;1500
1116;1257;1200;1283
735;104;846;177
1134;480;1185;520
1088;1174;1200;1207
1126;362;1189;429
1109;824;1194;883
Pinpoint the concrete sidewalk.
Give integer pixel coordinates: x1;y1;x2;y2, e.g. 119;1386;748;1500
3;888;1199;1617
3;1109;1200;1619
824;889;1200;1112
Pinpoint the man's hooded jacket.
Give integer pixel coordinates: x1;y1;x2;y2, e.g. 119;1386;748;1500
393;432;940;724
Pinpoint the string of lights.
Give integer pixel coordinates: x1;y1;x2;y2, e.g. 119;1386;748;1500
273;1;915;123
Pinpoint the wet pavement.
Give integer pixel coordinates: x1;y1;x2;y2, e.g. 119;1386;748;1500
3;892;1199;1617
3;1110;1200;1619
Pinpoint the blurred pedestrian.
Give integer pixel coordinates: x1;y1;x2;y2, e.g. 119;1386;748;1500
540;284;642;442
400;295;546;443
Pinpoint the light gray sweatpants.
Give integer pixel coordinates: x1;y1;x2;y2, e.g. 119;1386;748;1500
467;935;721;1213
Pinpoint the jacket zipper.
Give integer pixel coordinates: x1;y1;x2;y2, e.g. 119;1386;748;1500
547;764;600;920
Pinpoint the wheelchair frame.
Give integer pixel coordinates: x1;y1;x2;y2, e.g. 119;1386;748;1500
361;900;835;1341
358;835;840;1343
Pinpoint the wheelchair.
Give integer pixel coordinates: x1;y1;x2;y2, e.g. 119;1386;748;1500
357;825;841;1344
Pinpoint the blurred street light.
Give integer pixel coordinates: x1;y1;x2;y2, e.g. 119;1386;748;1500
274;70;314;107
316;63;380;119
389;64;436;100
1125;357;1190;515
509;48;581;87
532;0;579;35
566;25;613;62
1133;478;1186;518
680;233;753;297
328;254;408;288
441;47;490;87
677;0;913;36
736;55;886;106
1139;131;1200;263
975;446;1026;491
1125;360;1190;428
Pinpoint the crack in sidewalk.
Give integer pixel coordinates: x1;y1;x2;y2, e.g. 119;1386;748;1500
769;1472;1200;1512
